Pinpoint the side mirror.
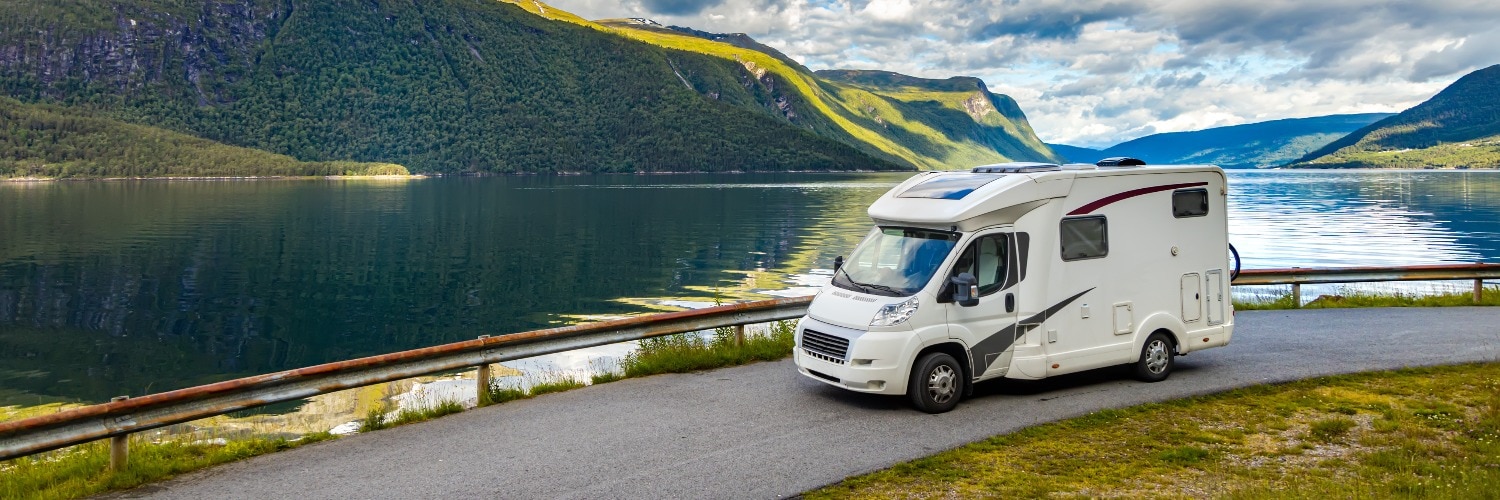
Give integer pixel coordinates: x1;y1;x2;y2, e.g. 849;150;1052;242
951;273;979;307
833;256;844;274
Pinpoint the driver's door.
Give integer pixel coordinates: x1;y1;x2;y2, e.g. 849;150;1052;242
944;232;1021;380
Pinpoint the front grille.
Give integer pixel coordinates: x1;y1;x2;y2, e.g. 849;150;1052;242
801;328;849;364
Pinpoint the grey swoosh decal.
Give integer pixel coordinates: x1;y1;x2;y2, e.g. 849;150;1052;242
969;288;1094;375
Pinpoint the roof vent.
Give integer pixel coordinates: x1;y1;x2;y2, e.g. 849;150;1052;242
1096;157;1146;167
972;162;1062;174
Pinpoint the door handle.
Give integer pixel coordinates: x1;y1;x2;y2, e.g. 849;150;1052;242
1005;293;1015;313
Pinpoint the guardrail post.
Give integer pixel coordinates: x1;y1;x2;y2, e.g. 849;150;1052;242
475;336;492;406
734;325;745;347
1476;263;1485;304
109;396;129;472
1290;267;1302;308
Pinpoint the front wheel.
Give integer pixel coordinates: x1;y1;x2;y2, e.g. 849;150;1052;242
1134;333;1175;382
908;352;964;413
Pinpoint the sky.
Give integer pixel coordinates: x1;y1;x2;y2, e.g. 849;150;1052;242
543;0;1499;148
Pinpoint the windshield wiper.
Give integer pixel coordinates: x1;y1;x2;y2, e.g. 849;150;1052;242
835;268;902;296
856;281;902;295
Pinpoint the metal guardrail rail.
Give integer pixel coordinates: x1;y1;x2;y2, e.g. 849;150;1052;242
1235;262;1499;305
1;263;1496;465
0;297;812;463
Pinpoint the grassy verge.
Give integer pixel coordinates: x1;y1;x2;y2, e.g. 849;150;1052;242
0;432;334;500
807;363;1500;498
1234;286;1499;310
483;320;796;401
607;320;797;379
359;400;465;432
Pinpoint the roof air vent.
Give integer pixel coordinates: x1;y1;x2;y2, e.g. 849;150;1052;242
972;162;1062;174
1096;157;1146;167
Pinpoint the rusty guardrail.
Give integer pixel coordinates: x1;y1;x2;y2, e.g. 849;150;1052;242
1;262;1496;467
1234;262;1499;305
0;296;813;464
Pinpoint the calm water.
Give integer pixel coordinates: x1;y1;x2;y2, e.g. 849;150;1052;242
2;170;1498;405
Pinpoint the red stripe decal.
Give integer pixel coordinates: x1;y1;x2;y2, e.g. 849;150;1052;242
1067;182;1208;216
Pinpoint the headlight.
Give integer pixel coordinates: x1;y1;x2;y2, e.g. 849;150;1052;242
870;297;919;327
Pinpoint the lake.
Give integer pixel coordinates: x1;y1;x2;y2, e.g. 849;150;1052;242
2;170;1499;405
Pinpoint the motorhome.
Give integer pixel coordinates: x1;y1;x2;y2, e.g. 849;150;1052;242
793;159;1236;413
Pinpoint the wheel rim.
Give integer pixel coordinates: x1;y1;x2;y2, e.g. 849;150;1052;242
1144;339;1169;374
927;364;957;404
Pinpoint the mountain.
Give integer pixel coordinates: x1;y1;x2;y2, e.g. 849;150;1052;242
1046;143;1104;163
1;97;404;178
0;0;899;175
1095;113;1393;168
551;6;1063;170
1292;64;1500;168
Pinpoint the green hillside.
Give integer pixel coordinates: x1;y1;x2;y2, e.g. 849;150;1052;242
0;0;900;175
1095;113;1392;168
0;97;404;178
560;7;1063;170
1293;64;1500;168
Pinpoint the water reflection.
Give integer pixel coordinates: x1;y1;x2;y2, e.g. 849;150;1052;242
2;170;1499;406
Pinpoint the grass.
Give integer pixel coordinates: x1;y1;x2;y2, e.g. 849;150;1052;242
1;391;464;500
0;432;334;500
806;363;1500;499
617;320;797;378
1234;286;1499;310
360;400;466;432
528;376;587;397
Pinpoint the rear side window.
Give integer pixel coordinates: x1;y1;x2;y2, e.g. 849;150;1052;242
1173;189;1209;218
1060;216;1108;261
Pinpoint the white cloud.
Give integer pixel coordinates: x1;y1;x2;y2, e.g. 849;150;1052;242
544;0;1498;148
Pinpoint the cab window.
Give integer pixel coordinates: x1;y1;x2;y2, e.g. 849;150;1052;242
950;234;1009;296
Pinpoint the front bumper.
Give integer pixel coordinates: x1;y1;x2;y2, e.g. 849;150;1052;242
793;317;914;396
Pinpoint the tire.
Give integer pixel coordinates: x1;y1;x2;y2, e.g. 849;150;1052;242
908;352;965;414
1134;332;1175;382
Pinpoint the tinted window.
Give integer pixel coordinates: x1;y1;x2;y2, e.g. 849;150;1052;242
950;234;1009;296
1173;189;1209;218
1060;216;1108;261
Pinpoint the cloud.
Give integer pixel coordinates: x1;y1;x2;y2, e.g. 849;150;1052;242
543;0;1497;147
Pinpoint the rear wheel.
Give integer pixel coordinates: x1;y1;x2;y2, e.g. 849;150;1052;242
908;352;964;413
1134;332;1175;382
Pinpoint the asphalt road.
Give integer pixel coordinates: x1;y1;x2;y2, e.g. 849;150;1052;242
117;307;1500;499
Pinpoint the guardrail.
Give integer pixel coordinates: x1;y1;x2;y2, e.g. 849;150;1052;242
2;262;1497;467
0;297;812;465
1234;262;1499;305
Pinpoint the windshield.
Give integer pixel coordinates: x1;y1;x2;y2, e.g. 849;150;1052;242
833;227;960;297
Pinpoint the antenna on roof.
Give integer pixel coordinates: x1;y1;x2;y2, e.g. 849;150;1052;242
1096;157;1146;167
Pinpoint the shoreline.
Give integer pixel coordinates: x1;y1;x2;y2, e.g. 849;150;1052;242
1;174;430;183
8;166;1500;182
0;169;911;182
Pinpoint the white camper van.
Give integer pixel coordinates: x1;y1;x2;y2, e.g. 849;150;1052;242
794;159;1236;413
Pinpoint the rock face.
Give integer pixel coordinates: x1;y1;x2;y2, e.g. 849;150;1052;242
2;1;281;104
